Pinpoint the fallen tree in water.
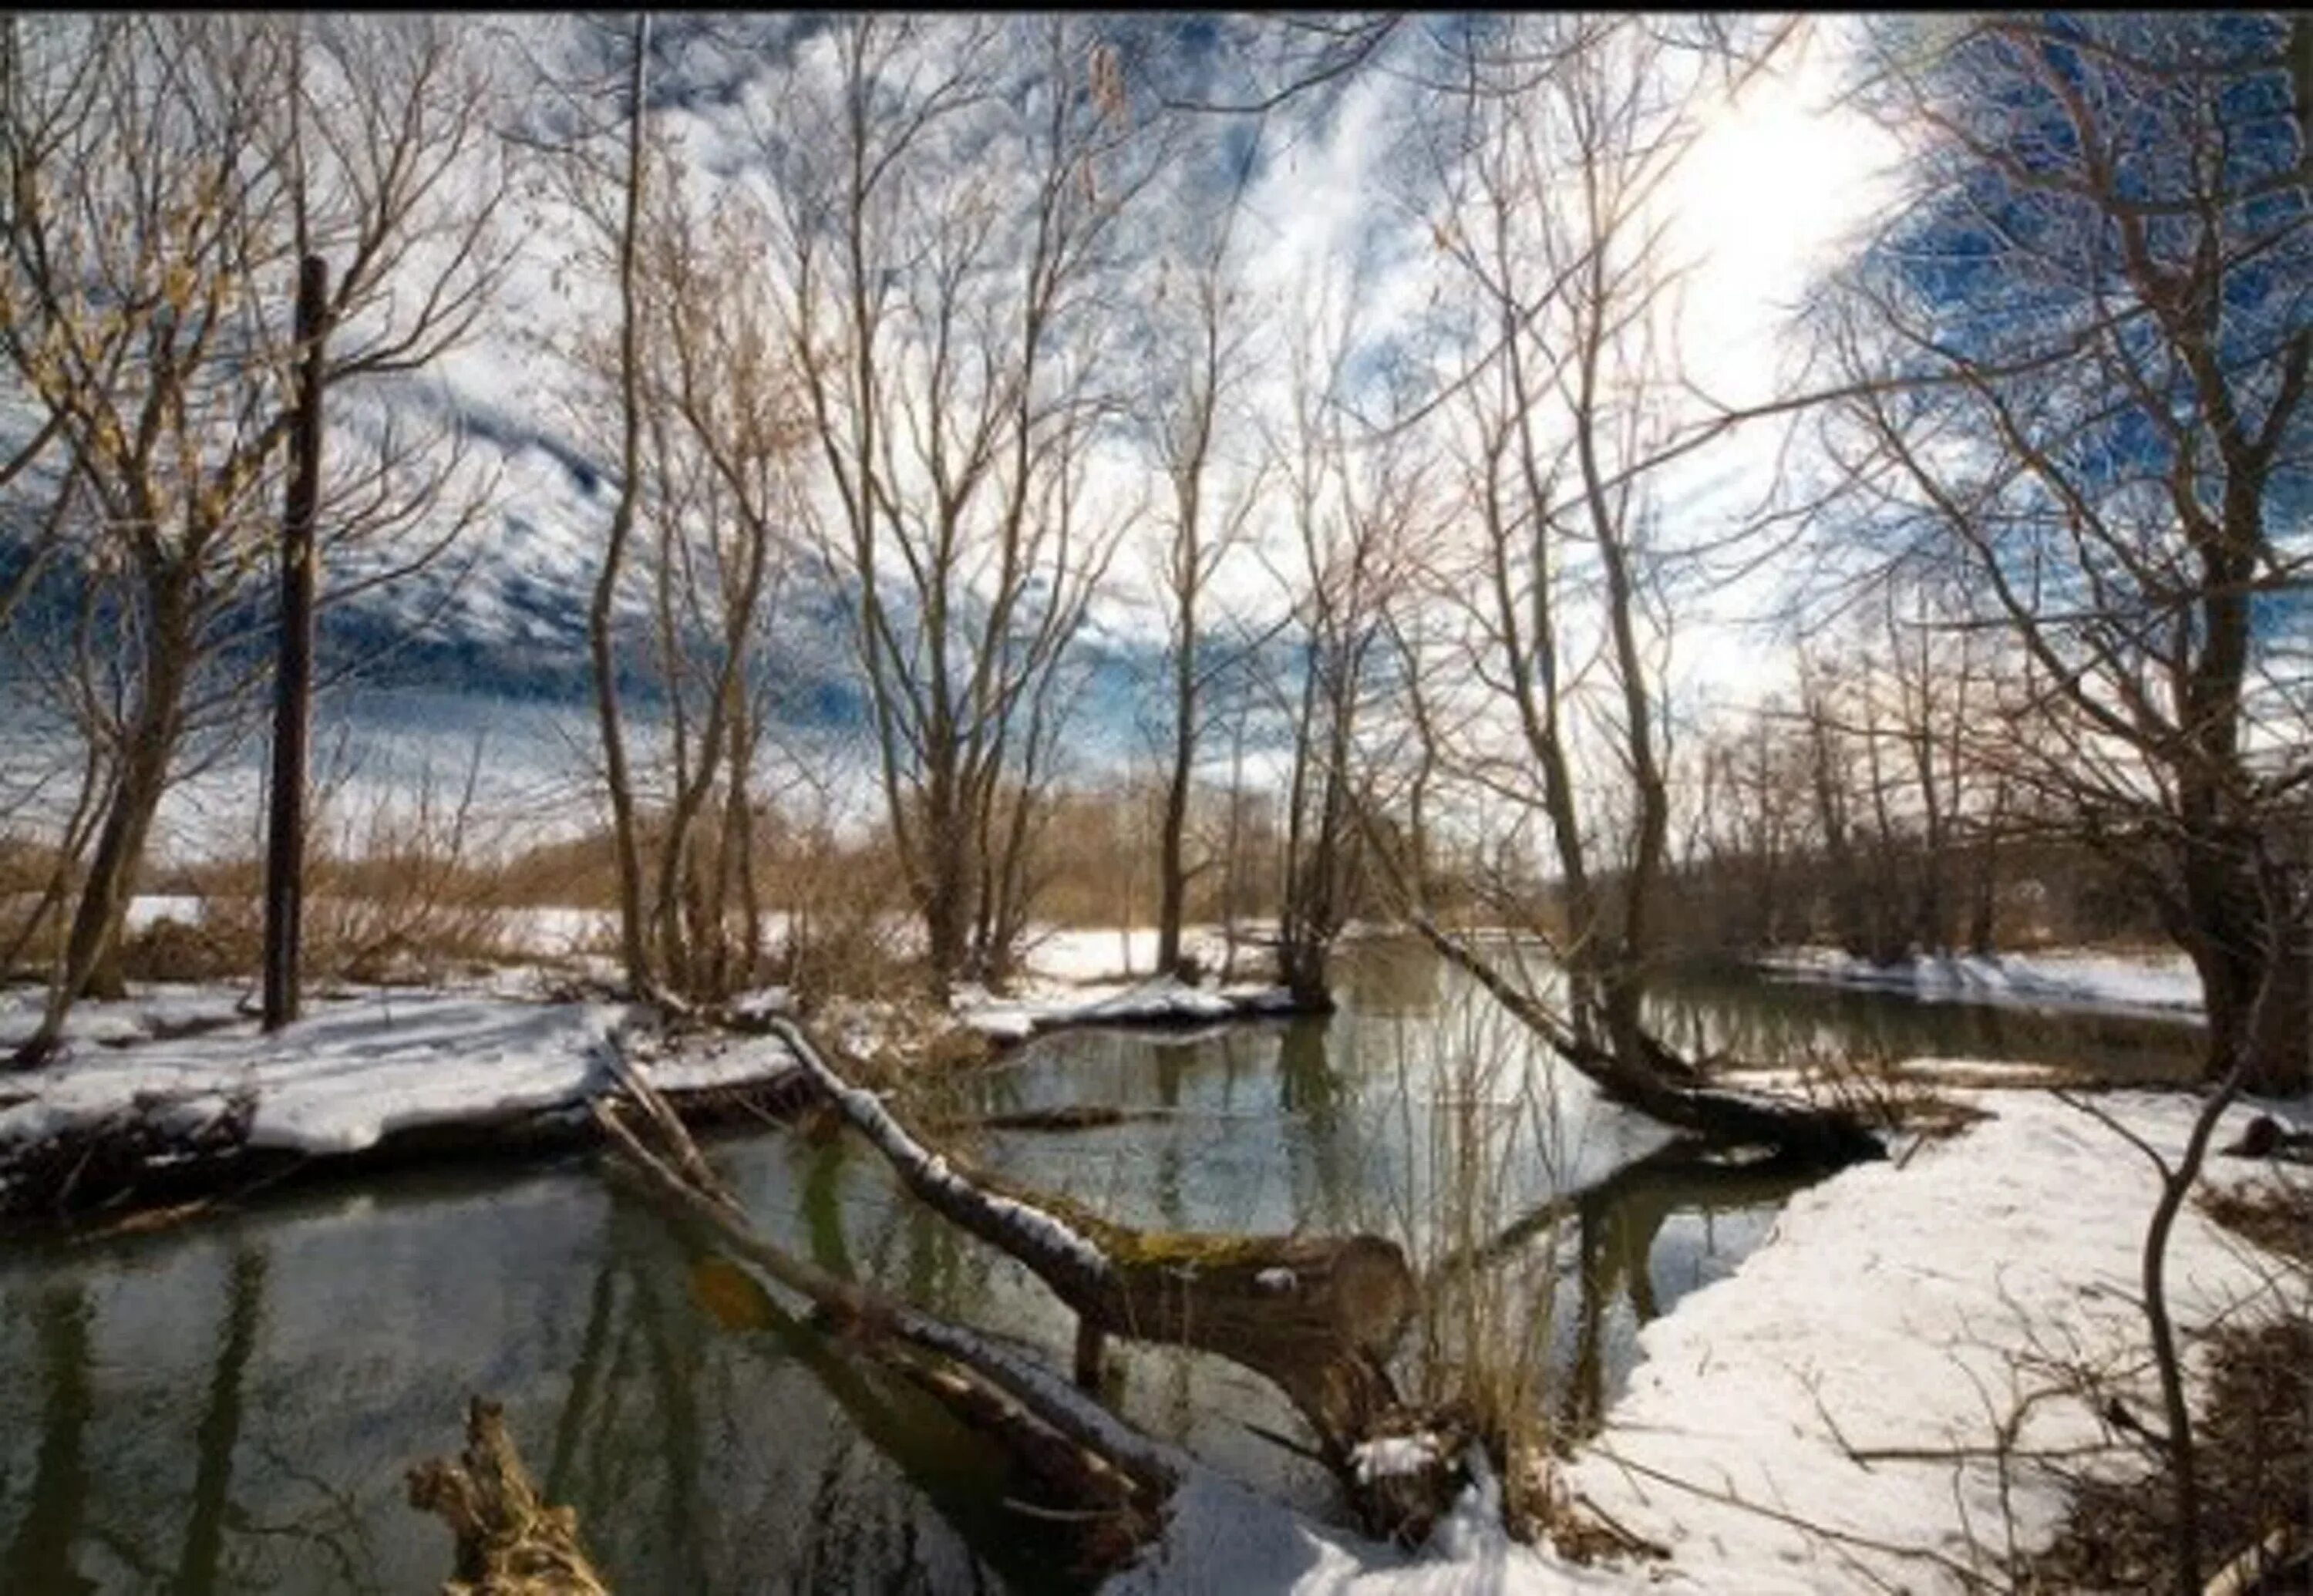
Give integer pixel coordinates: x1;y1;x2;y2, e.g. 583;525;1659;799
1409;914;1886;1167
594;1066;1176;1579
760;1015;1475;1542
408;1397;608;1596
606;1024;1472;1546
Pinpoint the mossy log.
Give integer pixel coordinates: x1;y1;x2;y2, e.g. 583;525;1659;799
408;1397;608;1596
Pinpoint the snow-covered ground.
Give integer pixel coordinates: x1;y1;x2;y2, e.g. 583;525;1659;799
1759;944;2204;1021
1019;924;1254;985
953;975;1306;1043
1113;1086;2311;1595
954;924;1304;1041
0;983;796;1162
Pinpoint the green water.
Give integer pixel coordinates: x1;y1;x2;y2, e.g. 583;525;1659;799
0;942;2200;1593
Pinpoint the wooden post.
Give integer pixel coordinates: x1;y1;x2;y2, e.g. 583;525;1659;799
262;254;327;1032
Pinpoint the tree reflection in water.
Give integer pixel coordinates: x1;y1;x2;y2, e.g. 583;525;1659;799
5;1282;93;1594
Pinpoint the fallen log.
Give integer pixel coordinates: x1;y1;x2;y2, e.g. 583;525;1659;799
760;1017;1466;1543
592;1078;1176;1578
1409;914;1884;1167
408;1396;608;1596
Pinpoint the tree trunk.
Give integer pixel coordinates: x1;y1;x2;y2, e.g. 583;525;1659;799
1156;757;1190;978
1157;595;1195;976
13;635;186;1066
762;1020;1462;1537
2180;827;2310;1096
594;1084;1177;1574
262;253;328;1032
1411;914;1884;1165
2194;900;2311;1097
2244;908;2310;1095
588;13;653;1003
774;1017;1412;1444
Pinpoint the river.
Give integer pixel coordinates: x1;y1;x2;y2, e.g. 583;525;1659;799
0;941;2201;1593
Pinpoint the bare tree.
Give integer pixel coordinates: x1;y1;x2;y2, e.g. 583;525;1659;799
1394;15;1712;1067
1351;16;1877;1160
586;11;655;1000
1261;295;1425;1004
1;15;507;1065
761;16;1151;989
1819;13;2312;1093
523;16;813;1006
1140;160;1268;978
635;178;809;1002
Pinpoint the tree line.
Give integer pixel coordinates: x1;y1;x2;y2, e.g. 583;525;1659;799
0;13;2302;1094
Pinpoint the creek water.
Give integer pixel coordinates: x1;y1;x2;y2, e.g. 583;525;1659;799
0;941;2200;1594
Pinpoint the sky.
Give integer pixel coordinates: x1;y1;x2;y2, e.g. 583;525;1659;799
376;15;1910;732
1188;15;1907;717
0;13;1917;860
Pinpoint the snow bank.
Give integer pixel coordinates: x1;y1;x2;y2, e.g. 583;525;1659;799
954;976;1305;1042
1559;1088;2302;1594
1759;945;2204;1019
0;980;251;1053
0;989;799;1160
1115;1451;1627;1596
1107;1088;2308;1595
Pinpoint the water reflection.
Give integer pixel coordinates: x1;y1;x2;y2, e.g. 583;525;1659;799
1551;1145;1814;1435
0;941;2196;1592
6;1282;94;1594
173;1247;265;1596
0;1163;1029;1595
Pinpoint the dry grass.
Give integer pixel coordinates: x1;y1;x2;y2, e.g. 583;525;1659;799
2023;1316;2312;1594
2200;1179;2313;1268
1367;995;1574;1540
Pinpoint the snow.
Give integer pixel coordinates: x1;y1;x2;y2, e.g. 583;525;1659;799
122;894;207;933
729;985;796;1023
1885;1056;2089;1089
1558;1088;2301;1592
0;981;244;1052
954;975;1303;1041
1116;1450;1628;1596
0;988;799;1162
498;904;617;958
1107;1086;2311;1596
1018;925;1239;985
1351;1433;1444;1485
1759;944;2204;1020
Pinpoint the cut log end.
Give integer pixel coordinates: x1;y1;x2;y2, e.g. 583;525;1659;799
408;1397;609;1596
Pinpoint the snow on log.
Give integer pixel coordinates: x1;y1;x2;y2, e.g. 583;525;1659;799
592;1086;1177;1575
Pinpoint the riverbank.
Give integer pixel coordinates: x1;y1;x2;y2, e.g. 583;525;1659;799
0;928;1325;1231
1109;1083;2312;1594
0;979;807;1228
1756;944;2204;1021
